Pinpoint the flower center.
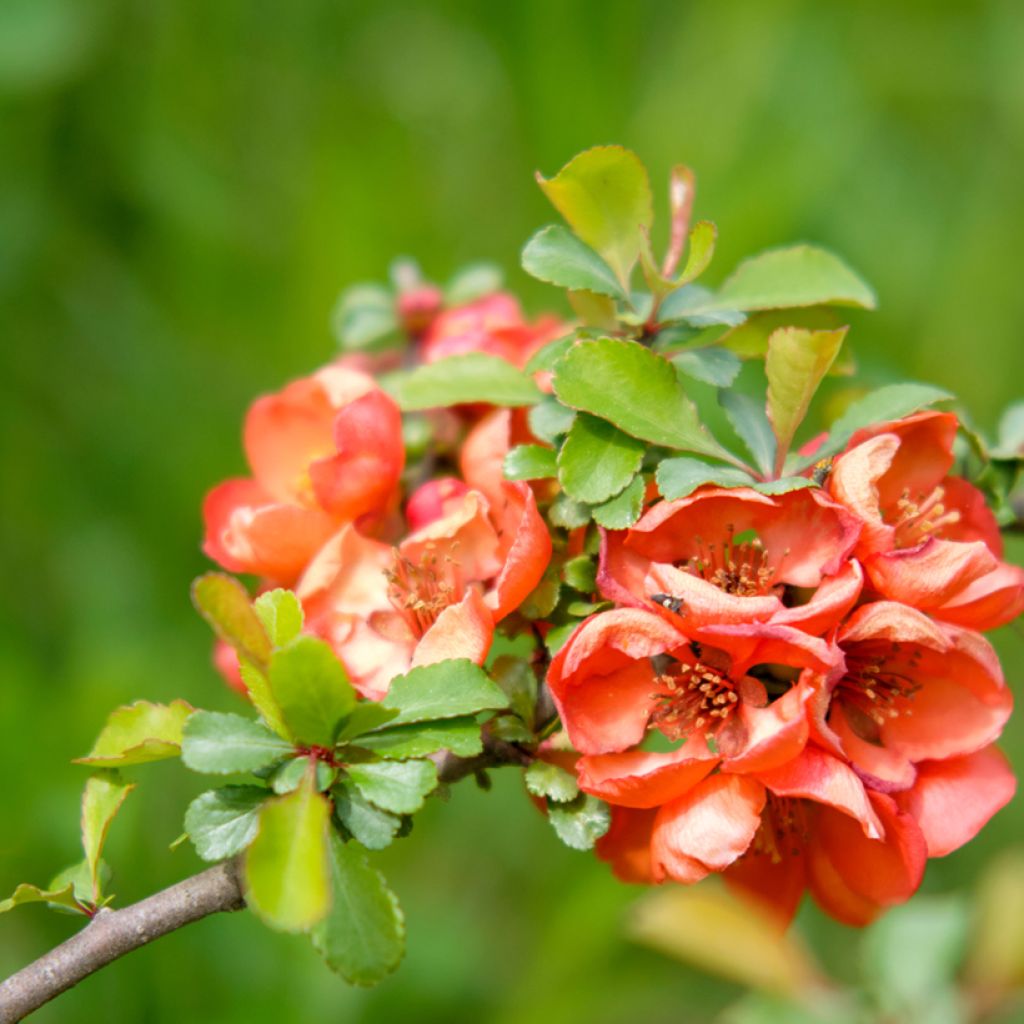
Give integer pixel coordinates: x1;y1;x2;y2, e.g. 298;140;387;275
889;485;960;548
384;549;462;638
650;656;739;741
835;642;922;736
684;527;778;597
750;794;809;864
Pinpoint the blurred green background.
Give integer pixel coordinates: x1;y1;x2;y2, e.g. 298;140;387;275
2;0;1023;1020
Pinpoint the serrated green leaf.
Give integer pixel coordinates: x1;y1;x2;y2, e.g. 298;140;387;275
346;760;438;815
527;395;577;442
766;327;847;473
504;444;557;481
592;474;646;528
671;348;742;387
244;771;331;932
74;700;194;767
335;703;400;742
311;833;405;985
253;590;304;648
557;413;645;505
0;881;81;915
548;493;591;529
562;555;597;594
192;573;271;669
552;338;740;463
181;711;295;775
81;771;134;903
544;621;580;657
790;383;953;471
353;718;483;759
521;225;628;300
537;145;653;284
525;761;580;803
185;786;266;862
719;391;777;478
445;262;502;305
695;244;876;314
381;659;508;725
525;335;579;376
548;793;611;850
268;636;356;746
753;477;816;495
716;307;855;374
332;782;403;850
387;353;541;410
48;859;103;909
655;457;752;500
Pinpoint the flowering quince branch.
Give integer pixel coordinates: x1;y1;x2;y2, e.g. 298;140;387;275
3;145;1023;1020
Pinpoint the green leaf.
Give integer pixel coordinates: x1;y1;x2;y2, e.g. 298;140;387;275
270;756;336;795
562;555;597;594
993;400;1024;459
671;348;742;387
548;793;611;850
346;760;439;815
504;444;557;482
244;771;332;932
381;659;508;725
753;477;816;496
192;573;272;669
592;473;646;528
388;353;541;410
181;711;295;775
716;307;855;374
675;220;717;286
81;771;134;903
490;657;538;728
525;761;580;803
332;284;401;352
521;225;628;300
332;782;403;851
238;659;289;740
791;383;953;470
544;621;580;657
48;859;104;909
567;290;619;330
536;145;653;284
445;262;502;305
719;391;777;478
656;458;753;500
354;718;483;759
766;327;847;473
184;786;266;862
311;833;405;986
557;413;645;505
268;636;356;746
253;589;304;648
698;244;876;314
548;493;592;529
552;338;739;463
0;881;81;915
74;700;194;767
335;703;400;742
489;715;535;743
528;395;577;443
525;336;578;376
659;284;746;326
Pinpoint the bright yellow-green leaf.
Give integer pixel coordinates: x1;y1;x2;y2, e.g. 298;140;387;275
253;589;304;648
238;659;290;739
627;881;822;995
537;146;653;285
192;573;272;670
244;770;332;932
0;881;80;915
676;220;717;286
765;326;847;474
74;700;194;767
81;771;134;903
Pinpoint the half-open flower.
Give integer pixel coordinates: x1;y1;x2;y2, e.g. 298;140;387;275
298;477;551;698
203;364;404;583
599;486;863;635
810;601;1012;792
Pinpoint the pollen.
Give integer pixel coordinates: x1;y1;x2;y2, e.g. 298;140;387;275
384;547;462;638
890;485;961;548
649;657;739;741
684;526;778;597
836;641;923;730
751;794;808;863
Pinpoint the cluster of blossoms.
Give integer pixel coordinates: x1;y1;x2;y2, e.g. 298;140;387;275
202;274;1021;928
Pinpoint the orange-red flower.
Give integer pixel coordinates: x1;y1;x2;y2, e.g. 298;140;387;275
298;476;551;698
810;601;1012;792
420;292;563;368
203;364;403;584
599;486;863;636
828;411;1024;629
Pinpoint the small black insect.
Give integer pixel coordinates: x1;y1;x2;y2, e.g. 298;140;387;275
651;593;685;615
812;456;835;487
690;641;703;659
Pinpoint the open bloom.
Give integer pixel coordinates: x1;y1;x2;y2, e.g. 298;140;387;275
203;364;404;584
420;291;563;367
811;601;1012;791
597;746;927;927
599;486;863;636
828;411;1024;629
298;476;551;698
